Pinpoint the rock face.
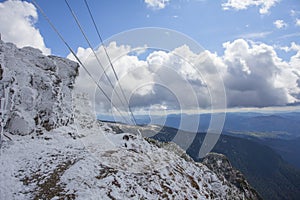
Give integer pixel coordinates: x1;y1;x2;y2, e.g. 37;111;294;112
0;40;79;135
202;152;263;200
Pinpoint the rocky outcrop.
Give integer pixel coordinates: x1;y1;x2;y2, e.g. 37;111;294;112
202;152;263;200
0;40;79;135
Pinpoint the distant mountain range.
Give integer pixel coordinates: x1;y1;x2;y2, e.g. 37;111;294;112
223;112;300;139
132;111;300;139
129;112;300;169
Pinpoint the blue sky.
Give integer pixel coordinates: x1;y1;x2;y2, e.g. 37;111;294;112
0;0;300;114
32;0;300;58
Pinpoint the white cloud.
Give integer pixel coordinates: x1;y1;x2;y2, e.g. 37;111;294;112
296;18;300;27
222;0;279;14
67;47;93;63
71;43;213;112
71;39;300;113
278;42;300;53
0;0;50;54
285;43;300;70
222;39;299;107
273;19;288;29
144;0;170;10
276;43;300;100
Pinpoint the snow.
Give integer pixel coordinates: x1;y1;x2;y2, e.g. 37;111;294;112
0;40;79;135
0;41;254;199
0;91;249;199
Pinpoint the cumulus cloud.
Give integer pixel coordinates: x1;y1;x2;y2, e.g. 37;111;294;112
273;19;288;29
71;39;300;114
286;43;300;69
0;0;50;54
222;39;299;107
222;0;279;14
144;0;170;10
70;43;214;113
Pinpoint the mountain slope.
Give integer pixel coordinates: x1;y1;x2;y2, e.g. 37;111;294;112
202;153;262;200
108;123;300;200
262;137;300;169
0;41;260;199
190;133;300;200
0;93;259;200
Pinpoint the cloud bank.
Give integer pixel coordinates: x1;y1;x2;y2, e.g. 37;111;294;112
0;0;50;54
70;39;300;113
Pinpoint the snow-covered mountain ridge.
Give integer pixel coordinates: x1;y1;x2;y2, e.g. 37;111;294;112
0;41;261;199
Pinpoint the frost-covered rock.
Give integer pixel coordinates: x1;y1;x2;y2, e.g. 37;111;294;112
0;40;79;135
202;152;263;200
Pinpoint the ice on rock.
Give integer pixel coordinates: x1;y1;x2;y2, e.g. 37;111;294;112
0;40;79;135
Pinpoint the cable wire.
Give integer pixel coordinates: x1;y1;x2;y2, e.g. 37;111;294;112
64;0;128;114
83;0;137;125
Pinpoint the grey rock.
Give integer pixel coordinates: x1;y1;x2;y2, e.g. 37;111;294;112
202;152;263;200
